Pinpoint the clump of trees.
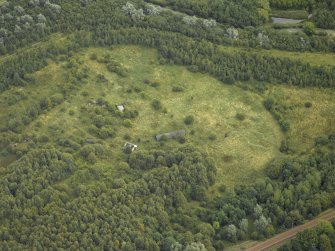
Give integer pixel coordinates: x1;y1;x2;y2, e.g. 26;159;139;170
225;27;239;40
122;2;145;22
144;3;163;16
0;0;62;53
263;97;290;132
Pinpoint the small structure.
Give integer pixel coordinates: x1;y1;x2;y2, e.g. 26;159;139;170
124;142;137;152
117;104;125;112
155;130;186;141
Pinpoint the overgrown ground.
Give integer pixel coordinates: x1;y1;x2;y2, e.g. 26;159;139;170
1;45;334;191
0;45;281;188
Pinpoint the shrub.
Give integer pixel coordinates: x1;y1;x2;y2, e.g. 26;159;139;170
219;184;226;192
87;152;97;163
90;53;97;60
7;118;23;133
50;93;64;106
160;135;168;141
134;86;142;93
97;74;107;82
303;22;315;36
80;145;95;158
151;99;162;110
124;134;131;140
236;113;246;121
304;102;312;108
150;81;160;88
279;119;290;132
208;134;217;141
35;121;42;128
184;115;195;125
98;127;110;139
178;136;186;144
172;86;184;92
263;98;274;111
81;91;89;97
279;140;288;153
123;110;139;119
315;135;329;146
37;135;49;143
224;75;235;84
255;82;267;93
123;146;133;154
39;98;51;109
123;119;133;128
92;115;104;128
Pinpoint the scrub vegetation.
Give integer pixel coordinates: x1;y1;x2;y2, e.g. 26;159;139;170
0;0;334;250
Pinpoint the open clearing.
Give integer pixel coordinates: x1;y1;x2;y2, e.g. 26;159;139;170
1;45;334;189
267;85;335;153
0;45;283;188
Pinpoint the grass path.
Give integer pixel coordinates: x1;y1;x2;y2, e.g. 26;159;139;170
219;45;335;67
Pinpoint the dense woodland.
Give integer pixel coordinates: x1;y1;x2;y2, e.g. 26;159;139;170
1;0;335;57
0;0;335;250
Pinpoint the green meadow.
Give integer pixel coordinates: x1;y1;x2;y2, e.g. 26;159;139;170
0;45;282;188
1;45;334;191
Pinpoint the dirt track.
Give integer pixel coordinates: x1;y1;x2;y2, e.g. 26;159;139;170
246;209;335;251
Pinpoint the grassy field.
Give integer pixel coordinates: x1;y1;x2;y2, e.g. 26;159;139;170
1;45;334;190
267;85;335;153
0;45;283;188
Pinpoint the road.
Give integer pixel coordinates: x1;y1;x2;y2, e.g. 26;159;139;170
246;209;335;251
